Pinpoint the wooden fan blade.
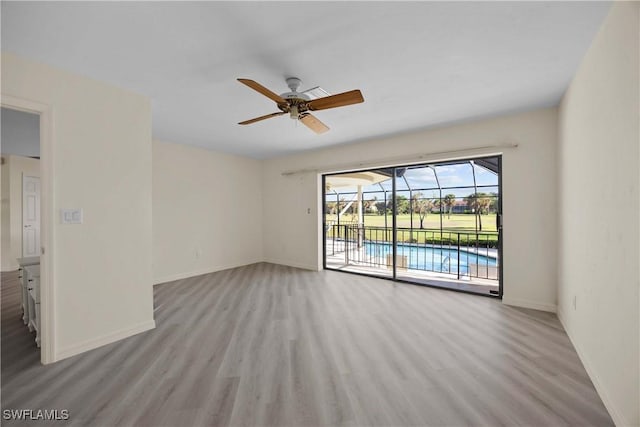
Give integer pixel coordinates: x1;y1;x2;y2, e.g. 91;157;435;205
238;111;286;125
237;78;286;104
300;113;329;134
307;89;364;111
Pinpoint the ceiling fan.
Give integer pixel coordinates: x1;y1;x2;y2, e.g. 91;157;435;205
237;77;364;134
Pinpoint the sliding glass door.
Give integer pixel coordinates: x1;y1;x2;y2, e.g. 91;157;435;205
324;168;395;279
323;156;502;297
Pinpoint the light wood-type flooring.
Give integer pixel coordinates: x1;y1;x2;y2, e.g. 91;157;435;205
2;263;613;426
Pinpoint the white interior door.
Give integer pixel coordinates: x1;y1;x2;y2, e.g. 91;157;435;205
22;175;40;258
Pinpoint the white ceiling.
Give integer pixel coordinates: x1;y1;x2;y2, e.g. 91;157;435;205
1;2;610;159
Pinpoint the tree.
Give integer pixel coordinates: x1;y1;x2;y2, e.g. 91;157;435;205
478;195;492;215
326;202;337;215
465;192;492;231
489;192;499;213
394;195;410;214
411;192;434;229
443;194;456;219
432;198;441;214
363;197;377;214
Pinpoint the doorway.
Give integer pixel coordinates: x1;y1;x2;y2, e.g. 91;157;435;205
1;100;53;364
323;156;502;297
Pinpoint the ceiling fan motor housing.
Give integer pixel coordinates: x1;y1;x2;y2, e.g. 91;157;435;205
281;92;311;101
286;77;302;92
281;76;311;106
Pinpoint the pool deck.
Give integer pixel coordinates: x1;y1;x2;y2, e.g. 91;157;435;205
325;239;500;295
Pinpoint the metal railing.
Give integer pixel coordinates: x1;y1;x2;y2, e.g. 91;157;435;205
326;224;499;280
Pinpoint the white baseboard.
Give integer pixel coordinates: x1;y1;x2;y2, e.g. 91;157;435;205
153;260;263;285
557;309;627;427
262;258;320;271
55;319;156;362
502;296;557;313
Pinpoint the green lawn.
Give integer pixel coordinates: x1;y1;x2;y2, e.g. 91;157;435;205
325;213;499;247
325;213;498;232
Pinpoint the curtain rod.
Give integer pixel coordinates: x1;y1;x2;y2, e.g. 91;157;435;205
281;143;518;176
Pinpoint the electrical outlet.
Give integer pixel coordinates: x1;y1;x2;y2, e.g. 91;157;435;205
307;208;311;214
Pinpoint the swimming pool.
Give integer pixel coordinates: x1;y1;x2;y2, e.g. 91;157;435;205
364;241;497;274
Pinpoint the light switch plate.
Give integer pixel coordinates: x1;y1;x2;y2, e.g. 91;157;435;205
61;208;83;224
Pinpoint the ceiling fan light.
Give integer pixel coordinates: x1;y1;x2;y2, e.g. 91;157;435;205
290;104;299;119
302;86;331;100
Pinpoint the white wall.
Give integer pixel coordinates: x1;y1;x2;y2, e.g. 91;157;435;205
1;52;155;361
1;107;40;158
152;140;263;283
558;2;639;426
263;107;559;312
0;155;40;271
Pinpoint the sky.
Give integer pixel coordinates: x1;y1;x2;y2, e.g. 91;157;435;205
325;160;499;202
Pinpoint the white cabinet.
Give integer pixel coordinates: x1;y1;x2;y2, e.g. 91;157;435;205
24;264;41;348
17;256;39;326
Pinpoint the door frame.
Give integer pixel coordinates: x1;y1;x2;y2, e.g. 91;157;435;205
497;156;504;298
322;155;503;299
2;95;55;364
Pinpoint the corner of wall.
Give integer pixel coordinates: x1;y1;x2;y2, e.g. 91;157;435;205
152;140;266;281
502;296;557;313
55;320;156;362
556;309;629;427
262;258;320;272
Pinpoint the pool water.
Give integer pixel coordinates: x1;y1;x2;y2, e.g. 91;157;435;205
364;242;497;274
